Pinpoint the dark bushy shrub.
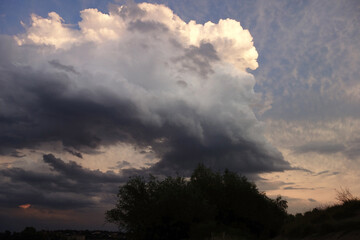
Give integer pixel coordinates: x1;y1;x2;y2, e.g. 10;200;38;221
106;164;288;240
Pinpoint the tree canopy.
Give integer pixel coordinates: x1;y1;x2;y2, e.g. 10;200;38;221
106;164;288;240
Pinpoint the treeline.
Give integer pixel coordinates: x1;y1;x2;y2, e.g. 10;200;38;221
106;164;288;240
0;227;67;240
0;228;121;240
4;166;359;240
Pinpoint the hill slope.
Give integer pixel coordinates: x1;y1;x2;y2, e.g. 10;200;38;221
277;199;360;239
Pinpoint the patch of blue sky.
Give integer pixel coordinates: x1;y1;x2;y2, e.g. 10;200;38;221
0;0;111;34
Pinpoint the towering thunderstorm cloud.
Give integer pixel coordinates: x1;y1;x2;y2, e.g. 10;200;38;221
0;2;290;174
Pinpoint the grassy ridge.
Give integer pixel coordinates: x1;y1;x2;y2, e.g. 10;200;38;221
278;199;360;239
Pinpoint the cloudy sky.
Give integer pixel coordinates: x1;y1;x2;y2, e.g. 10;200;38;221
0;0;359;231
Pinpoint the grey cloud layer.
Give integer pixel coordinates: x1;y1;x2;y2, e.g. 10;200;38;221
293;142;346;155
0;154;126;209
292;139;360;161
249;0;360;121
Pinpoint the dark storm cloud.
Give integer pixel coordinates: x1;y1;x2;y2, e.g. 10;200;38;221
10;150;26;158
293;139;360;160
0;183;96;209
48;60;78;74
176;80;188;88
0;57;141;152
283;186;315;190
151;133;289;175
344;138;360;160
0;154;127;209
64;148;83;158
293;141;346;155
315;170;329;176
0;39;290;176
109;160;131;170
43;154;126;183
256;180;295;191
314;170;340;176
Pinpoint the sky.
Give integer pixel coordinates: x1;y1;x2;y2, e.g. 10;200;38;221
0;0;360;231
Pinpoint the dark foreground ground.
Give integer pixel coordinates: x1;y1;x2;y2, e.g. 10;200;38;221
2;191;359;239
1;200;360;240
0;229;124;240
276;199;360;240
273;230;360;240
1;228;360;240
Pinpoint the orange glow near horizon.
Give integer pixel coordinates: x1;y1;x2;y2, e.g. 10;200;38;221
19;203;31;209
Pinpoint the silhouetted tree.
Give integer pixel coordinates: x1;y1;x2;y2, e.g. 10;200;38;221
20;227;38;240
106;164;288;239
